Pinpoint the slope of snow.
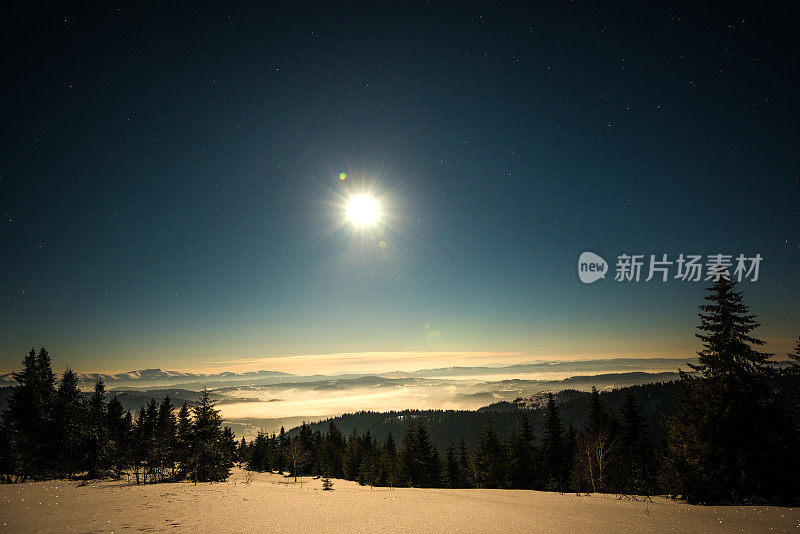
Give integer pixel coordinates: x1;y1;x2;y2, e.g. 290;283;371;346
1;468;797;533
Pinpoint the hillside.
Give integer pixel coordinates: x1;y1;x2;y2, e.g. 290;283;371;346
289;381;681;450
1;468;797;533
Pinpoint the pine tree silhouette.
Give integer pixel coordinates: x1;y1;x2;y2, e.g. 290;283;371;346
541;393;567;492
54;369;84;478
668;279;779;503
472;416;506;488
619;392;654;495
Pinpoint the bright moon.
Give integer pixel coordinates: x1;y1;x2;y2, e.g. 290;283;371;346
346;195;380;227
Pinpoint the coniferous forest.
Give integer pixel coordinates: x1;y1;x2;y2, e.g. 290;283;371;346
0;356;236;484
1;279;798;505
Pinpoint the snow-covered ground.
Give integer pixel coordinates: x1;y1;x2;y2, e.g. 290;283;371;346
1;468;797;533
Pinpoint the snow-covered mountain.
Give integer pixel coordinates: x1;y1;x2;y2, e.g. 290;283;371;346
0;368;295;388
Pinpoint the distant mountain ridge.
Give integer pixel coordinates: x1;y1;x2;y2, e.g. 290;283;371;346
0;368;295;388
0;357;695;389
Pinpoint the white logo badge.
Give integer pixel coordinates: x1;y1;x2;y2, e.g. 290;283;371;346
578;252;608;284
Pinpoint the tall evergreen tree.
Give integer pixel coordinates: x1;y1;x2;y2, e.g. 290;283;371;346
541;393;567;492
416;424;440;488
508;413;536;489
248;431;270;471
471;417;506;488
53;369;85;478
458;435;471;487
236;436;249;465
321;421;344;478
342;429;362;481
105;396;131;479
618;392;654;495
131;407;147;484
155;396;177;480
384;431;397;458
176;402;192;477
297;421;315;473
668;279;783;503
690;277;771;377
382;431;398;487
187;389;229;482
276;426;288;473
221;427;237;475
142;398;159;482
444;441;461;488
85;377;109;478
4;348;56;480
399;420;419;486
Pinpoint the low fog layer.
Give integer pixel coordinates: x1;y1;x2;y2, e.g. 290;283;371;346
215;371;680;437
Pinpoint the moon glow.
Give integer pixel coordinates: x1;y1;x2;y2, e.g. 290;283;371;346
346;195;380;227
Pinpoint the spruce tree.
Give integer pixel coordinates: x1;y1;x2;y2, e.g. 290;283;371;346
471;417;506;488
357;430;377;485
668;279;777;503
322;421;345;478
187;389;229;482
5;348;56;480
221;427;237;475
541;393;567;492
53;369;85;478
384;431;397;458
131;408;147;484
342;429;362;481
248;431;269;471
156;396;177;480
458;436;470;487
142;399;159;482
508;413;535;489
276;426;288;473
416;424;439;487
691;277;771;378
297;422;315;474
445;441;461;488
619;392;654;495
105;396;131;479
237;436;249;465
398;420;418;486
85;377;109;478
176;402;192;475
382;431;398;487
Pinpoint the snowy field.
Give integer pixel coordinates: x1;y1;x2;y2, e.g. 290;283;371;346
1;468;797;533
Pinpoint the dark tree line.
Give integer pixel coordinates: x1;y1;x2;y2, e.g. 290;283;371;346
238;389;656;495
0;351;235;484
287;381;681;457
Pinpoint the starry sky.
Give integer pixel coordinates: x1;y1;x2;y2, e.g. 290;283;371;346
2;2;798;374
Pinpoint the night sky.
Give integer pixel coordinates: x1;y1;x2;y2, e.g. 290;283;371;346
2;2;798;373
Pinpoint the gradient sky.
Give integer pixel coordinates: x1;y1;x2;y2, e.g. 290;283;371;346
2;2;798;374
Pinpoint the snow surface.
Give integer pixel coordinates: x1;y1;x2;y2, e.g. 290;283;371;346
0;468;797;533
